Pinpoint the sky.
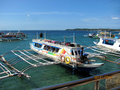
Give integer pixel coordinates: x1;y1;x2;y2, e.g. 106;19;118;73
0;0;120;30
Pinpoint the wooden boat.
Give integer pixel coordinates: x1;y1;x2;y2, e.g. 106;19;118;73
0;32;26;41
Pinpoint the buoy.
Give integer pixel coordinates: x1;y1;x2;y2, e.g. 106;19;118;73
65;56;71;64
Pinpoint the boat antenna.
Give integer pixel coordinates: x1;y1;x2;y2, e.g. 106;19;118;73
110;32;111;38
73;33;76;44
18;29;20;33
44;32;46;39
64;36;66;44
36;32;38;39
105;30;106;38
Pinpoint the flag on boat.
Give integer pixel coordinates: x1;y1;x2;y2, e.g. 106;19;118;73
60;49;66;54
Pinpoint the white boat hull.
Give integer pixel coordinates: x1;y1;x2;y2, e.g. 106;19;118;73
96;38;120;51
78;63;104;68
30;43;104;70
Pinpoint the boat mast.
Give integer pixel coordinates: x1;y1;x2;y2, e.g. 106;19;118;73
18;30;20;33
110;32;111;38
36;32;38;39
44;32;46;39
73;33;76;44
64;36;66;44
105;30;106;38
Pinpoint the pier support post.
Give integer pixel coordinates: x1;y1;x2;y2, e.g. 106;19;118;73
94;81;99;90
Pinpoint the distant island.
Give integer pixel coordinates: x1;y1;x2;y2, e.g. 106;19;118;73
66;28;120;31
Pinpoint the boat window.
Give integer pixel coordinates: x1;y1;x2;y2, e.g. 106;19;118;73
35;43;42;48
51;47;53;52
52;47;56;52
75;51;77;55
102;39;115;45
71;50;74;55
55;48;59;52
47;46;50;51
70;44;75;47
43;45;60;53
44;45;47;50
78;50;80;55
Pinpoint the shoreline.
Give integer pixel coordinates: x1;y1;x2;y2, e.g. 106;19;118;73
66;28;120;31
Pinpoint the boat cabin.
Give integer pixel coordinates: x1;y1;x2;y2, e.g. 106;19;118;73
31;39;88;64
31;37;104;69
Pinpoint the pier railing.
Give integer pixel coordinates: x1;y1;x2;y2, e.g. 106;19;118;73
36;70;120;90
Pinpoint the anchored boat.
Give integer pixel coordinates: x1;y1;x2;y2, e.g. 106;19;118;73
94;32;120;51
0;32;26;41
30;33;104;70
88;33;99;39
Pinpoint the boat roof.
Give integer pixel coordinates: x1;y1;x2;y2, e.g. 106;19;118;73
32;39;82;49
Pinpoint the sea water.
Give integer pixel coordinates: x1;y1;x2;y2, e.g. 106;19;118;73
0;30;119;90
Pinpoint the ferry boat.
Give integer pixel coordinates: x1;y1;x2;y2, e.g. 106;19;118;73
94;32;120;51
30;34;104;70
0;32;26;41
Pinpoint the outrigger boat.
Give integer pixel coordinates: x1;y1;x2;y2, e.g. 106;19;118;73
94;32;120;51
88;33;99;39
0;32;26;41
30;33;104;70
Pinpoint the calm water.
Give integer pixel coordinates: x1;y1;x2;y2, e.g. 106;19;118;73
0;30;119;90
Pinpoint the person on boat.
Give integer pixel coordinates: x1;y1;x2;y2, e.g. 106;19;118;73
80;47;88;63
80;47;84;62
40;33;43;38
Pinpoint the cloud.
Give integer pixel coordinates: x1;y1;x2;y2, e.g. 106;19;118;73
26;14;30;17
82;18;99;22
112;17;120;20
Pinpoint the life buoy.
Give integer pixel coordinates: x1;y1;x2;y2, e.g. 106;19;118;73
65;56;71;64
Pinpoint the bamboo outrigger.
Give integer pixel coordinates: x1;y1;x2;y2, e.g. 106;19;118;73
0;55;31;79
0;49;61;80
86;45;120;65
